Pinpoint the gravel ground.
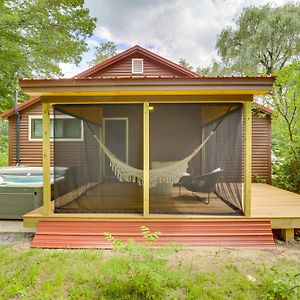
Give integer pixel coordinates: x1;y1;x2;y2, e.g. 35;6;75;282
0;233;34;244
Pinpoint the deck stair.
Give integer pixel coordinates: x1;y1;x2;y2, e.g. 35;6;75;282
31;219;275;249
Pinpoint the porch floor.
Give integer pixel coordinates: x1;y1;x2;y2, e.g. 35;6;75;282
251;183;300;218
55;183;239;215
23;183;300;230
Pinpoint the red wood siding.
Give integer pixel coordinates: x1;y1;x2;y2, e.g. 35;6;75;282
91;54;185;78
252;115;272;183
8;104;100;185
9;103;53;166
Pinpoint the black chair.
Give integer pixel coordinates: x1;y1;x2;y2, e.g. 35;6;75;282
177;168;223;204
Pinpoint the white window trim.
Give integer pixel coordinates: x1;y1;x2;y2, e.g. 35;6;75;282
28;115;84;142
131;58;144;74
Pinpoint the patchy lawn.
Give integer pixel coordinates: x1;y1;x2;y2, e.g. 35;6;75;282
0;234;300;300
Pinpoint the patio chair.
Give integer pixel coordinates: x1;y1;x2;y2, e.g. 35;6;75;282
177;168;223;204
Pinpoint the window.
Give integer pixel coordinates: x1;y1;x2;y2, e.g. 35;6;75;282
29;115;84;141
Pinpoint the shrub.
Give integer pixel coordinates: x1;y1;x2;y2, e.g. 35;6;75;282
258;267;300;300
103;226;181;300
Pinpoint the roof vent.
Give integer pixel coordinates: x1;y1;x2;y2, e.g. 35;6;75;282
132;58;143;74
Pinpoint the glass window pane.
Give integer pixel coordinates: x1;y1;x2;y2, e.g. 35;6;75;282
31;119;42;139
53;118;82;139
54;119;64;138
63;119;82;139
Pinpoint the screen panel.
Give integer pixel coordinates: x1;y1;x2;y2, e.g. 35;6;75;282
53;104;143;214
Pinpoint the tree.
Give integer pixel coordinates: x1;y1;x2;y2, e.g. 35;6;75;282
197;60;226;76
0;0;96;112
89;41;117;66
216;3;300;75
265;62;300;192
208;3;300;193
178;58;193;70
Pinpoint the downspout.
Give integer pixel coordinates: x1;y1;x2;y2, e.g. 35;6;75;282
14;90;21;166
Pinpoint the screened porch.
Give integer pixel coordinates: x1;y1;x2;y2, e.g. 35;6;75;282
52;103;244;216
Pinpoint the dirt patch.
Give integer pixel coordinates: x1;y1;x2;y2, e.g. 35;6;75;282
0;232;34;244
166;241;300;275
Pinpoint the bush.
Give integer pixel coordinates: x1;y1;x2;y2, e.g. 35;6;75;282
0;119;8;166
102;227;182;300
258;267;300;300
273;155;300;194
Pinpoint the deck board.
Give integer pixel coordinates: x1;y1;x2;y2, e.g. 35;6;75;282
23;183;300;230
251;183;300;218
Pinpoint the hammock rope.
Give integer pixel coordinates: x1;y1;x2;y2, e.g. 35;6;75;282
80;106;232;187
92;129;216;187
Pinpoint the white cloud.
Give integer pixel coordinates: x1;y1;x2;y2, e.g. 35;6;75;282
59;62;89;78
61;0;289;77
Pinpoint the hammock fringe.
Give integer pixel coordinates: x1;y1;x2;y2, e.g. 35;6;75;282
94;130;215;188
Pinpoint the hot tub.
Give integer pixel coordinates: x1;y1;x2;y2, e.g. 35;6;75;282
0;166;66;219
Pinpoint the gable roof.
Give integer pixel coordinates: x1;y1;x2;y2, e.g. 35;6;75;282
75;45;200;78
253;103;273;115
0;45;274;118
1;45;200;118
0;96;40;118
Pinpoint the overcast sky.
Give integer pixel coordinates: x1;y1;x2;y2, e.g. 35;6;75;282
60;0;288;77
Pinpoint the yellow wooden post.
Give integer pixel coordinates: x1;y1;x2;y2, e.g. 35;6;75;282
42;102;51;216
244;101;252;217
143;102;150;216
281;229;294;242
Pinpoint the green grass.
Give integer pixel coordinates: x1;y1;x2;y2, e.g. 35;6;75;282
0;243;300;300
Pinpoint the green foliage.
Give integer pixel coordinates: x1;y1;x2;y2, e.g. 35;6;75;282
265;62;300;193
103;227;180;299
0;119;8;166
197;59;226;76
140;225;161;243
271;62;300;154
89;41;117;66
215;3;300;75
178;58;193;70
1;242;300;299
0;0;96;112
203;2;300;193
252;174;267;184
272;156;300;193
259;267;300;300
105;226;162;253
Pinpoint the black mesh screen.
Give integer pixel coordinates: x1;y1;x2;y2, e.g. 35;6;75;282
203;105;243;210
149;103;243;215
52;103;244;215
53;104;143;213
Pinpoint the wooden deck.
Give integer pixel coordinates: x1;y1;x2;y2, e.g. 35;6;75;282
23;183;300;231
251;183;300;229
55;183;239;215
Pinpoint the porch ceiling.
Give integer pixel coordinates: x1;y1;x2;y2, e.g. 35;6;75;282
19;77;275;97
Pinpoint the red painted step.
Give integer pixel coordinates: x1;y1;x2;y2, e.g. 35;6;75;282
31;220;275;249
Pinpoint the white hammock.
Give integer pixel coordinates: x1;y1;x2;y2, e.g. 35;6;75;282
92;130;216;188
